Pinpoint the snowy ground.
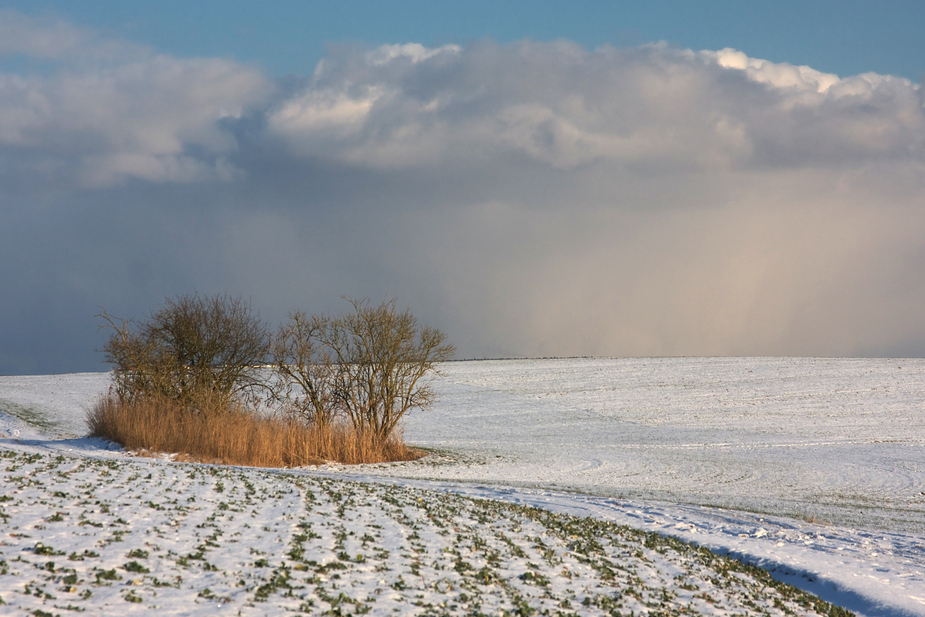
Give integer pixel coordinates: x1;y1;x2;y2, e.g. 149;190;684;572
1;358;924;616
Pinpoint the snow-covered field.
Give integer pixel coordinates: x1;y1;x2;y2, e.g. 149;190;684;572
1;357;924;616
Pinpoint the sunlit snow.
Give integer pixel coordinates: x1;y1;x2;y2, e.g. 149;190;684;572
1;358;924;616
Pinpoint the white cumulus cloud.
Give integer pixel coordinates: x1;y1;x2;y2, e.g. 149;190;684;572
0;12;272;187
268;41;925;172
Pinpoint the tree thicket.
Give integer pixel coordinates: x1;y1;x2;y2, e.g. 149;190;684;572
98;294;270;412
98;294;454;450
273;298;455;445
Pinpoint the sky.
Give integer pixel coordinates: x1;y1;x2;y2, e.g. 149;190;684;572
1;2;924;375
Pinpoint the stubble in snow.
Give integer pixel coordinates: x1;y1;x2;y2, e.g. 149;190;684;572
0;450;850;615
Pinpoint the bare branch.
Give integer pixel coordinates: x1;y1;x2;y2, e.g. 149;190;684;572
273;297;454;444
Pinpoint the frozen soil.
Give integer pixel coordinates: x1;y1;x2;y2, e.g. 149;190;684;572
391;357;925;534
2;358;924;615
0;449;849;616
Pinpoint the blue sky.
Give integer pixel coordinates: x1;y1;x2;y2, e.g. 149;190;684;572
5;0;925;80
1;2;925;374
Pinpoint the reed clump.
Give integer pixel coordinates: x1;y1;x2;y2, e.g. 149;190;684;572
87;394;423;468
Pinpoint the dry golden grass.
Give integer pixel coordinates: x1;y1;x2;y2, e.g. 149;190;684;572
87;395;424;467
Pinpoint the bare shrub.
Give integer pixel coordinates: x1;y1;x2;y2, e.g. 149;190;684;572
87;394;422;467
272;311;338;428
98;294;270;412
94;294;450;465
274;298;455;446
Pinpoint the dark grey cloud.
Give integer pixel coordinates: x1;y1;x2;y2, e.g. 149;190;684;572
2;13;925;374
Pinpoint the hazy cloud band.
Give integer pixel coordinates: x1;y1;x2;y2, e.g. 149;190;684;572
1;11;924;373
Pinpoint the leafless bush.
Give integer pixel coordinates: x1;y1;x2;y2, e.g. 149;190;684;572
98;294;270;412
95;294;451;464
272;311;339;427
274;298;455;445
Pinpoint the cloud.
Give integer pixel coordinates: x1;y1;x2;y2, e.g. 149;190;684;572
0;10;112;60
709;47;841;92
0;12;272;188
365;43;463;66
268;40;924;172
1;17;925;373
